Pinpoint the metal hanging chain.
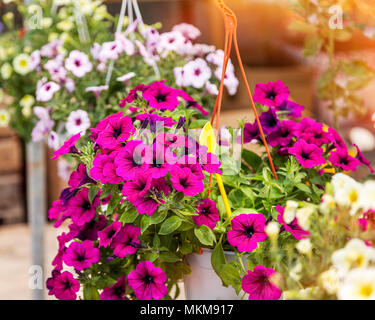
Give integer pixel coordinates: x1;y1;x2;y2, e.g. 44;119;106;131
105;0;160;86
211;0;278;180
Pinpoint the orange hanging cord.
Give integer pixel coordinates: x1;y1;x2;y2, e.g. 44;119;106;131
210;0;278;181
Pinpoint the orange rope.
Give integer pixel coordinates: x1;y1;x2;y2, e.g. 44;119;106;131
210;0;278;181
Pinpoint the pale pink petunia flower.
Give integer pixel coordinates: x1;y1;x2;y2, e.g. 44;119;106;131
36;81;61;102
65;50;92;78
65;110;91;135
48;131;60;150
182;58;212;89
40;40;63;58
85;85;108;99
205;82;219;95
173;67;190;87
98;41;123;62
172;23;201;40
116;72;136;83
115;32;135;56
29;50;41;71
31;107;55;142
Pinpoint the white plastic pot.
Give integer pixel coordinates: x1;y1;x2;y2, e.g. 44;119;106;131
184;249;247;300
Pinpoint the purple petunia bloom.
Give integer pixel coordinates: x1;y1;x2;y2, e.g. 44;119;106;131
267;120;297;147
259;108;280;134
275;99;304;118
100;275;127;300
179;90;209;116
119;84;148;107
90;112;123;142
227;213;268;252
63;240;100;271
354;144;374;173
329;148;361;172
91;151;123;185
52;232;73;271
243;122;260;144
193;198;220;229
197;147;222;174
69;215;107;241
127;261;168;300
328;127;347;150
98;221;122;248
51;271;80;300
96;115;134;150
146;144;177;179
67;187;100;226
111;225;141;258
299;124;330;147
142;81;180;110
177;155;205;180
122;174;152;200
128;178;170;216
288;140;326;169
51;132;81;159
135;113;176;128
68;164;96;190
170;167;204;197
115;140;151;181
242;265;281;300
276;205;310;240
253;80;290;107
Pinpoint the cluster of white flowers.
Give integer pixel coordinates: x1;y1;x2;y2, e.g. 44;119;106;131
324;173;375;215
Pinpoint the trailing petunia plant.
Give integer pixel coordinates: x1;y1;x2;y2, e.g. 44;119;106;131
47;80;373;300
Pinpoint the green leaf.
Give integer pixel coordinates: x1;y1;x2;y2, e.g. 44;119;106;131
211;243;226;275
159;216;182;235
141;215;152;233
179;242;193;255
303;34;323;57
219;263;242;289
194;225;215;246
296;183;312;194
119;206;139;224
88;186;99;203
242;149;262;171
83;284;100;300
150;209;168;225
231;208;258;216
160;252;181;263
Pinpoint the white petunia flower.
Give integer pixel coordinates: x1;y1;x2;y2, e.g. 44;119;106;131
332;239;375;275
338;268;375;300
183;58;212;89
283;200;299;224
319;268;339;295
359;180;375;212
0;109;10;127
65;110;91;136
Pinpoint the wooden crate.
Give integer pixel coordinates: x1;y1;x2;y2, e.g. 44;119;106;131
0;174;25;225
0;135;23;175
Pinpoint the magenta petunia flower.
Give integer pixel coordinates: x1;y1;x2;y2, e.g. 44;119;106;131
170;167;204;197
115;140;151;181
67;187;100;226
142;81;180;110
198;148;222;175
51;132;81;159
146;144;177;179
52;271;80;300
276;205;310;240
122;171;152;196
179;89;209;116
90;151;123;185
227;213;268;252
90;112;123;142
299;124;330;147
177;155;205;180
119;84;148;106
100;275;127;300
64;240;100;271
267;120;297;147
52;232;73;271
328;127;347;150
329;148;361;172
111;224;141;258
129;178;170;216
275;99;304;118
354;144;374;173
243;122;260;144
288;139;326;169
259;108;280;134
135;113;176;128
68;164;96;190
69;215;107;241
242;265;281;300
193;198;220;229
128;261;168;300
253;80;290;107
96;115;134;150
98;221;122;248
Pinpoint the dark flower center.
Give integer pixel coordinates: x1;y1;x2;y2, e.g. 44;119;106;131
74;60;81;67
75;118;82;126
340;157;349;165
180;178;188;188
107;229;116;239
200;207;209;216
156;93;166;103
82;201;91;211
244;226;254;238
143;274;154;285
76;254;86;262
113;287;124;297
301;152;310;161
194;68;201;76
64;280;72;289
113;127;122;139
267;91;277;100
